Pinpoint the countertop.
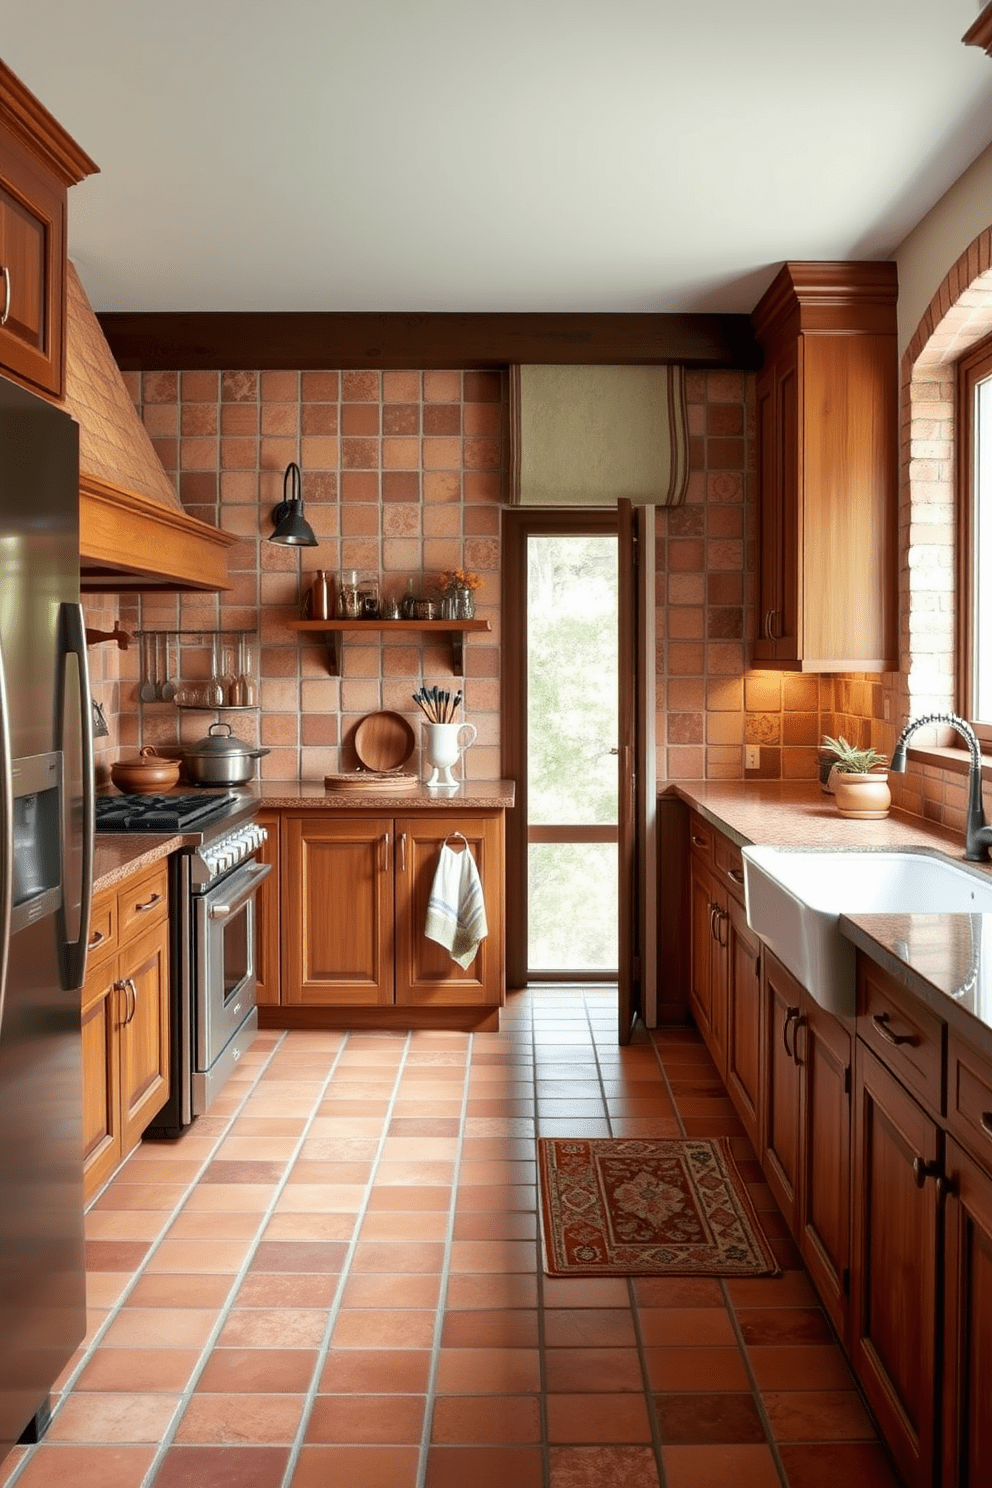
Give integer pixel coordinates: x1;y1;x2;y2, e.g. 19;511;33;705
668;780;992;1052
247;779;516;810
93;835;182;894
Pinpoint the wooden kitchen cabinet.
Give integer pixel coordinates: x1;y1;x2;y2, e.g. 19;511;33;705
761;950;803;1232
724;894;762;1154
0;60;96;397
280;810;504;1020
81;862;170;1200
852;1040;941;1488
254;809;282;1006
942;1134;992;1488
751;262;898;672
689;853;727;1073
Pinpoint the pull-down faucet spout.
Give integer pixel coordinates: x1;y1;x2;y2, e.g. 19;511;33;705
889;712;992;862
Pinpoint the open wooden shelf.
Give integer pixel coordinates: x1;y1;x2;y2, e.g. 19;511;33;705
286;618;491;676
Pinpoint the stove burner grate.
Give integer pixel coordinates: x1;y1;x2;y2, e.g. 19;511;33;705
95;793;237;832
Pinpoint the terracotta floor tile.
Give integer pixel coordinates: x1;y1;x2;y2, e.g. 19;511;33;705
182;1183;277;1211
541;1277;631;1308
547;1392;653;1443
434;1347;541;1394
632;1277;724;1309
543;1307;638;1348
83;1210;170;1242
81;1273;132;1309
725;1272;818;1309
201;1159;286;1185
124;1273;235;1310
455;1183;535;1212
448;1239;536;1273
83;1240;150;1273
331;1308;436;1349
263;1212;357;1241
341;1272;442;1309
305;1393;426;1443
544;1347;646;1393
318;1348;432;1394
548;1444;661;1487
166;1210;262;1240
638;1306;738;1348
365;1185;452;1211
292;1444;422;1487
452;1210;536;1240
440;1309;539;1348
654;1391;767;1444
195;1348;317;1394
45;1391;180;1443
351;1240;447;1274
100;1307;219;1349
360;1210;450;1240
775;1443;903;1487
747;1345;857;1392
174;1392;306;1443
762;1389;877;1442
662;1443;781;1488
13;1445;156;1488
218;1308;329;1349
235;1272;340;1308
153;1445;289;1487
425;1445;545;1487
430;1394;542;1444
737;1307;834;1347
644;1346;752;1393
288;1160;372;1184
444;1273;538;1309
249;1240;348;1273
76;1348;201;1393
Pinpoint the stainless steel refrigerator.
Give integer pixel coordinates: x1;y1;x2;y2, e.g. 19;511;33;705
0;374;93;1455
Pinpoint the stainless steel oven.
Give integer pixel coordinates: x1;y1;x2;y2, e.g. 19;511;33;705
96;791;270;1136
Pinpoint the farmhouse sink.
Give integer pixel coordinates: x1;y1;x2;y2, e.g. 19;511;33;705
741;846;992;1015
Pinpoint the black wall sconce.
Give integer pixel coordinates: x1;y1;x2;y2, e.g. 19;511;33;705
269;461;318;547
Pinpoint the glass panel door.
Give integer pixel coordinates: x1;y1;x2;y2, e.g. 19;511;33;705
526;534;619;975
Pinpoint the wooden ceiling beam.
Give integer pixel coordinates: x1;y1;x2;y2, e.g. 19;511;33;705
97;310;762;372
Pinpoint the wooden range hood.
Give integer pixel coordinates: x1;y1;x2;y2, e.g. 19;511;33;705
66;264;234;592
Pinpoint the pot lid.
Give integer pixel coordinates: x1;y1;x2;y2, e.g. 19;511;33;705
114;746;178;769
183;722;266;758
354;711;416;772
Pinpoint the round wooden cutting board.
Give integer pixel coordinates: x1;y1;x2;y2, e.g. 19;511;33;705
324;771;419;792
354;710;416;772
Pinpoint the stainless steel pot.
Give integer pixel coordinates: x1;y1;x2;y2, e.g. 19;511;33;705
182;722;269;785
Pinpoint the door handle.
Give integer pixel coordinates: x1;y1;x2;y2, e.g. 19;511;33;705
871;1011;916;1047
56;603;95;991
126;978;138;1025
0;266;10;326
383;832;390;873
398;832;407;872
783;1005;800;1058
0;631;11;1035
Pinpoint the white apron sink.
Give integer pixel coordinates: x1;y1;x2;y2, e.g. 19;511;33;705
741;846;992;1016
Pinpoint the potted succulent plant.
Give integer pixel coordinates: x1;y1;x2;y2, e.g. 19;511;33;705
820;734;891;819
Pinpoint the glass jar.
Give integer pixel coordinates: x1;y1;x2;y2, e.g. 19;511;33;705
453;587;475;620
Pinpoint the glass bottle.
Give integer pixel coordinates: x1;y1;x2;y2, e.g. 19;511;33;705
401;577;418;619
238;637;258;707
205;635;225;709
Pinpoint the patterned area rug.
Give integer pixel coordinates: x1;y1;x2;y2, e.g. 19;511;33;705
538;1136;778;1277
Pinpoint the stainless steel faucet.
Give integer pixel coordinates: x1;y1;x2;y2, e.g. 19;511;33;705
889;711;992;862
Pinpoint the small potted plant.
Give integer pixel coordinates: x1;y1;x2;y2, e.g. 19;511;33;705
820;734;891;819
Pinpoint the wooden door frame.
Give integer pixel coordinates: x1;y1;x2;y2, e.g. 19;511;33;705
500;507;619;988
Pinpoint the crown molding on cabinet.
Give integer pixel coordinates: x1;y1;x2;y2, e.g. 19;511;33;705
96;311;762;372
0;58;98;185
79;473;236;593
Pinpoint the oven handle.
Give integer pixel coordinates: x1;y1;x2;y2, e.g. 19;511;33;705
206;860;272;919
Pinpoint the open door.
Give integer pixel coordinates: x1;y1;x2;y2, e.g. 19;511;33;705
617;499;656;1043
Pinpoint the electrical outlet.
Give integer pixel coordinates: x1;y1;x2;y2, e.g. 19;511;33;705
745;746;760;771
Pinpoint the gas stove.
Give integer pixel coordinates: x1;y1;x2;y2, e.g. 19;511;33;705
95;792;238;833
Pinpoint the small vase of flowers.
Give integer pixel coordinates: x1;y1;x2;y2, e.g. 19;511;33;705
433;568;483;620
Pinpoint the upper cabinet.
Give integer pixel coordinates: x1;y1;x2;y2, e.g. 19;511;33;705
0;59;97;398
751;262;899;673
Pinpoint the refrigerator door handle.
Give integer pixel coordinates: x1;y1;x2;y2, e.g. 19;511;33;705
0;630;12;1032
57;603;95;992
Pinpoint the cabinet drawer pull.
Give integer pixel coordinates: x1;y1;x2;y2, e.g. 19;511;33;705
715;907;728;948
134;892;162;913
783;1005;800;1058
728;867;745;884
871;1011;916;1047
398;832;407;872
88;929;105;950
382;832;390;872
980;1112;992;1140
0;266;9;327
691;834;707;847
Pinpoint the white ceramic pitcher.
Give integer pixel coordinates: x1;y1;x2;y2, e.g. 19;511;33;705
423;722;477;790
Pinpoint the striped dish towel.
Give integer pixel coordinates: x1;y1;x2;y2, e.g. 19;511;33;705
425;842;488;969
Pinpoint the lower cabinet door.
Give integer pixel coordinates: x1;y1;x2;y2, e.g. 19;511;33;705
284;815;394;1005
942;1135;992;1488
762;951;802;1231
118;920;170;1153
689;858;716;1044
255;809;281;1006
394;815;503;1007
81;955;123;1197
798;993;852;1344
852;1042;940;1488
725;896;762;1151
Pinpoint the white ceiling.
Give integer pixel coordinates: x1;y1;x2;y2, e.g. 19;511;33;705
4;0;992;315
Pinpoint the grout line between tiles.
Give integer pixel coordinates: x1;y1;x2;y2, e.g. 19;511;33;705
277;1031;418;1488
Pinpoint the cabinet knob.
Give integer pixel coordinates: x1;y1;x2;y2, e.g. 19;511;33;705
912;1156;942;1190
0;266;9;327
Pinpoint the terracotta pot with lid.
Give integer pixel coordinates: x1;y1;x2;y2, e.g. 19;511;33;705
182;722;269;785
110;746;182;795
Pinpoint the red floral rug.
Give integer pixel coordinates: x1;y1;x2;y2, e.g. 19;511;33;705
538;1137;778;1277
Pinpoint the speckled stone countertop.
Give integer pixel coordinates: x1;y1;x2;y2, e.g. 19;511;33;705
248;779;516;810
93;836;183;894
668;780;992;1049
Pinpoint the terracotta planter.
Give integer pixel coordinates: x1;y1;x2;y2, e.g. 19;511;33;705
832;769;891;820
